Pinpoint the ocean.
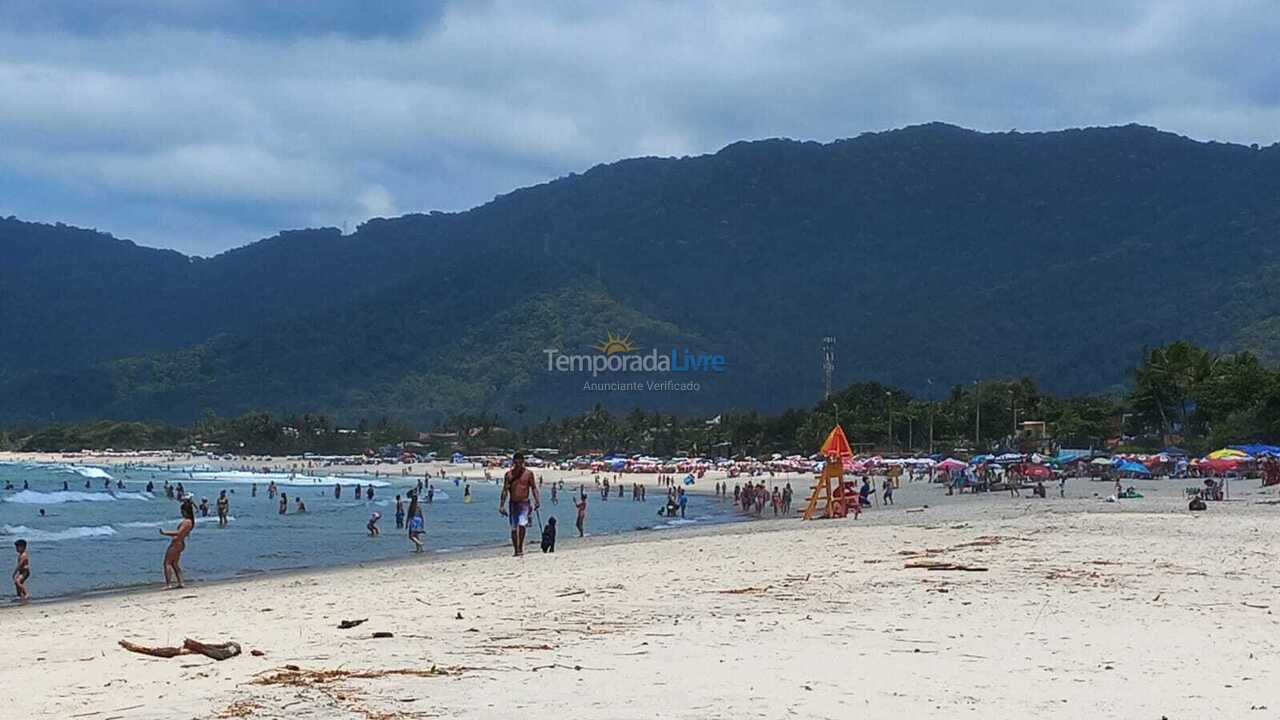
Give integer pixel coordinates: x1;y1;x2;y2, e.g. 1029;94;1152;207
0;461;743;600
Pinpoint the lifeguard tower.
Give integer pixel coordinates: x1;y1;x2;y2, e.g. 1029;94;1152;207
802;425;859;519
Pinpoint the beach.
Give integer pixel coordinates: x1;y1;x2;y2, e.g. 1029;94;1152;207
3;479;1279;719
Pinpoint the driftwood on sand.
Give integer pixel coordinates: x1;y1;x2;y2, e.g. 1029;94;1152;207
903;560;989;572
118;638;243;661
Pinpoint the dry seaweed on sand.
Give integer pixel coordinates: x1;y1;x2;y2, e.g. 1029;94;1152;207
252;665;470;687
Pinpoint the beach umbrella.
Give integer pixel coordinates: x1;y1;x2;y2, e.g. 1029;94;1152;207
936;458;967;471
1090;457;1113;466
1114;460;1152;476
1013;463;1053;479
1230;444;1280;457
1207;449;1248;460
1198;458;1243;474
820;425;854;459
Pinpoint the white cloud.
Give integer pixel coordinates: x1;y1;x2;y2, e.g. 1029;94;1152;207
0;0;1277;255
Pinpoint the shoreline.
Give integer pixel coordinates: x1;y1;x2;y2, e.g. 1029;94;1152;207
0;515;775;610
4;451;1275;607
8;480;1270;610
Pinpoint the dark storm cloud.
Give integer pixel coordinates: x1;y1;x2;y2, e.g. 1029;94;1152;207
0;1;1277;255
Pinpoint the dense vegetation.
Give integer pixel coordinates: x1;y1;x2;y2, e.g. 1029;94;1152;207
3;123;1280;424
5;341;1277;455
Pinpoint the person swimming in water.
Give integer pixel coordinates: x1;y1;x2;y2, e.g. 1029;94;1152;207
367;512;381;536
159;499;195;590
278;493;288;514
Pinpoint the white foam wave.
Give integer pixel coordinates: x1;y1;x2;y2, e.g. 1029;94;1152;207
2;490;153;505
652;517;700;530
116;520;169;528
183;471;391;488
1;524;117;541
119;515;234;529
54;465;114;480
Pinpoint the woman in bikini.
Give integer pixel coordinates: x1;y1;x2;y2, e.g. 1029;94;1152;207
159;498;195;590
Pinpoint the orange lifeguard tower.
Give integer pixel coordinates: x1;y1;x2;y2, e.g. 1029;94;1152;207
802;425;858;519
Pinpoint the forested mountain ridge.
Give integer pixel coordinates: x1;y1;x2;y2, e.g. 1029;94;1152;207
3;122;1279;424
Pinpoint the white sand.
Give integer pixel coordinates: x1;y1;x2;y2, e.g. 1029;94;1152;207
3;484;1280;719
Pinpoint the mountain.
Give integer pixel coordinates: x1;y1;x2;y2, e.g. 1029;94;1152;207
3;122;1280;424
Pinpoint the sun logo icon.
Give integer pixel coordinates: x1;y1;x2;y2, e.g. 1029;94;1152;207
594;332;637;355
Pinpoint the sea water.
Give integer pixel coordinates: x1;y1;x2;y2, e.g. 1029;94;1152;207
0;462;743;599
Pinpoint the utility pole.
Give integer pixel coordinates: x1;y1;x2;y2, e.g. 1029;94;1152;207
1010;388;1017;440
928;406;934;455
974;381;981;450
885;391;893;453
821;337;836;400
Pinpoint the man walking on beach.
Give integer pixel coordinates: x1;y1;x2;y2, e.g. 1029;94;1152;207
498;453;541;556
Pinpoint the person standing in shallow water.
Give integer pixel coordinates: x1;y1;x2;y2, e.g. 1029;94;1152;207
498;453;541;556
574;490;587;537
216;490;230;527
406;492;425;553
160;499;195;590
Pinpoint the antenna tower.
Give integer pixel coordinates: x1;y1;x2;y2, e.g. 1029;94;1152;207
821;336;836;399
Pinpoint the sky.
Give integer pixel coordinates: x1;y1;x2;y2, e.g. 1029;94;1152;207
1;0;1278;256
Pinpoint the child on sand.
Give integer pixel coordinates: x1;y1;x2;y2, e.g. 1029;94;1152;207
13;539;30;603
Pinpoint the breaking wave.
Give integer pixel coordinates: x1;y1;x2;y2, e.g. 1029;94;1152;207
53;465;115;480
2;490;153;505
1;524;117;542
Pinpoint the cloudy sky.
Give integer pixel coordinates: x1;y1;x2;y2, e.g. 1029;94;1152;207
1;1;1277;256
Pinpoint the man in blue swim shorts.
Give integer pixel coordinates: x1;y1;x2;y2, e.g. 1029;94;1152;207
498;452;541;556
